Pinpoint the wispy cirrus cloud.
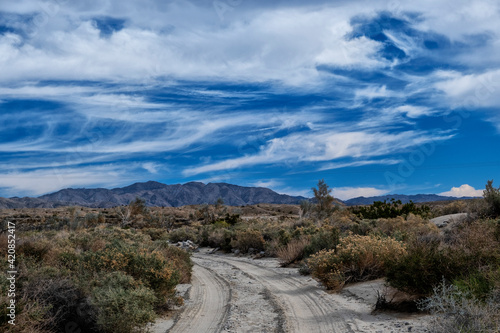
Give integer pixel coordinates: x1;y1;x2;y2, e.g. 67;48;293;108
0;0;499;198
184;129;453;176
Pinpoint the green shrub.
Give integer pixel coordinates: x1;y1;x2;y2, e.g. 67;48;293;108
385;236;461;296
202;227;234;252
351;199;431;219
168;226;199;243
302;226;339;258
92;272;157;333
484;180;500;217
126;248;180;300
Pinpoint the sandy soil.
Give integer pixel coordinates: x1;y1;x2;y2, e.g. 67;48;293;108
152;249;432;333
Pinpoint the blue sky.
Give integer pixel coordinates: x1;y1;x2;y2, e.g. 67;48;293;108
0;0;499;200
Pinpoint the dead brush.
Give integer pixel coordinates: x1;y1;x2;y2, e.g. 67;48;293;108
276;236;310;267
418;280;500;333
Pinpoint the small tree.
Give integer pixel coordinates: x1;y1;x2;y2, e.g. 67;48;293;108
115;197;148;227
215;197;224;209
483;180;500;217
312;179;335;219
129;197;148;216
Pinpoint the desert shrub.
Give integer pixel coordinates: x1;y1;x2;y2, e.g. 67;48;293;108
22;278;98;333
418;280;500;333
17;238;51;261
385;236;466;296
202;227;234;252
308;234;406;290
231;230;265;253
142;228;169;241
466;198;490;216
371;214;438;241
302;226;339;258
351;199;431;219
221;213;240;226
92;272;157;333
155;243;193;284
84;213;105;227
453;271;495;302
168;226;199;243
79;241;180;301
0;294;52;333
484;180;500;217
276;236;310;266
440;200;468;215
1;225;193;333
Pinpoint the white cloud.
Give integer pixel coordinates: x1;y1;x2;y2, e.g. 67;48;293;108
434;69;500;109
142;162;160;174
252;180;282;189
394;105;435;118
0;5;392;86
355;85;400;100
319;158;401;171
439;184;483;198
183;129;452;176
332;187;388;201
0;165;133;197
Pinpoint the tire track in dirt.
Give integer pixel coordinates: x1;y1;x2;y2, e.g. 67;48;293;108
199;254;359;333
168;260;231;333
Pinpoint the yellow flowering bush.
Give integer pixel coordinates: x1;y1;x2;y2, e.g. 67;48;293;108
308;234;406;290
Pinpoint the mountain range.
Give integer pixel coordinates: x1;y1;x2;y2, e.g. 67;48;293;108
0;181;307;209
343;194;478;206
0;181;479;209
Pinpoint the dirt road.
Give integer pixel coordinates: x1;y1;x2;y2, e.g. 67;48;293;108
169;264;231;333
162;250;430;333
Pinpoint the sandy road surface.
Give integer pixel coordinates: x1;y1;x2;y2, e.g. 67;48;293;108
164;251;430;333
168;263;231;333
207;255;357;332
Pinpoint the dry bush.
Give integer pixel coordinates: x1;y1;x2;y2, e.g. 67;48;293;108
0;234;7;256
418;281;500;333
441;200;468;215
155;242;193;284
0;294;53;333
231;229;265;253
373;214;439;240
276;236;310;266
22;278;98;333
168;226;199;243
308;234;406;291
17;237;51;261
